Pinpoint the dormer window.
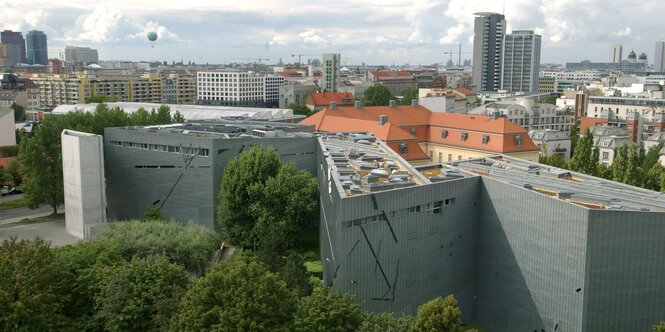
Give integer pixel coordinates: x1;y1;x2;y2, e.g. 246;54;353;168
482;134;490;144
514;135;522;146
399;143;408;155
410;128;417;135
441;129;448;139
461;132;468;142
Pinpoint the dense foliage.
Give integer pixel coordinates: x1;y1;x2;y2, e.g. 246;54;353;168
93;257;189;331
412;295;461;332
0;238;67;331
17;104;183;213
217;145;318;256
94;220;219;275
362;84;395;106
359;312;415;332
292;286;363;332
170;258;297;331
399;87;419;105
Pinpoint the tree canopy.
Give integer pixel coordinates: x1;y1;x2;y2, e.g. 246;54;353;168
11;103;25;122
0;238;67;331
292;286;363;332
399;87;419;105
92;257;189;332
359;312;414;332
362;84;394;106
94;220;219;275
170;258;297;332
217;145;318;256
413;295;461;332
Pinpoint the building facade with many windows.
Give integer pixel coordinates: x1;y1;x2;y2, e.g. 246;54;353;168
472;12;506;92
501;30;541;92
196;71;286;107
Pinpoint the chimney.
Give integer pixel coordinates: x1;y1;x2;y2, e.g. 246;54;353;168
330;101;336;110
411;99;418;107
355;100;362;110
389;100;396;108
378;115;388;126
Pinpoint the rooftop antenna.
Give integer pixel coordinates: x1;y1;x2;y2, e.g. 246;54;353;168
502;0;506;15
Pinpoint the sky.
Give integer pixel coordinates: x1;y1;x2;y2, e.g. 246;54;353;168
2;0;664;66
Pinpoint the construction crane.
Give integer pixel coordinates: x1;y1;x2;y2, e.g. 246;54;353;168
291;53;317;65
443;43;471;66
343;57;353;65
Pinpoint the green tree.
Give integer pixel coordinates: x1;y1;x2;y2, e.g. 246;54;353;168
5;159;22;187
53;240;125;330
654;321;665;332
289;103;312;116
250;162;318;256
399;87;419;105
0;238;66;331
412;295;461;332
11;103;25;122
144;205;165;221
623;145;643;186
85;95;119;103
172;110;185;123
0;167;8;185
610;144;629;183
292;287;363;332
644;164;664;191
170;259;297;332
217;146;282;246
18;115;65;214
569;120;580;156
275;252;313;298
541;95;557;105
93;257;189;332
643;142;664;170
362;84;394;106
359;312;414;332
95;220;219;275
568;128;598;176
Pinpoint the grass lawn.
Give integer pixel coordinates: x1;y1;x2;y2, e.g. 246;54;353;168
0;198;27;211
304;260;322;273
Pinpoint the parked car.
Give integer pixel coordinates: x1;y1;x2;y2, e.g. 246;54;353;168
0;186;10;196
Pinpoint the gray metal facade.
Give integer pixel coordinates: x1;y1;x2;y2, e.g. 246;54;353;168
104;126;317;228
318;138;665;330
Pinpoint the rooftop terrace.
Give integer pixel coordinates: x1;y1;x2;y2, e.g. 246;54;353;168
113;119;315;139
319;133;472;197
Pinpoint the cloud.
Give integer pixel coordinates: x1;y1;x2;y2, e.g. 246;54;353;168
64;4;125;43
298;29;327;45
612;27;632;37
129;21;184;43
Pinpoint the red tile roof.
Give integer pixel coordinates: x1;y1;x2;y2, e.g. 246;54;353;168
454;87;475;96
370;71;414;80
580;116;608;133
306;92;355;107
300;105;539;154
387;141;430;161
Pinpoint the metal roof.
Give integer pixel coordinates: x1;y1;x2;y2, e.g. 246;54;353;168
51;102;297;122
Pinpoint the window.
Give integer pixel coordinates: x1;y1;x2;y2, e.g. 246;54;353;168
514;135;522;146
482;134;490;144
602;151;609;160
458;155;462;160
444;198;455;205
408;206;422;214
438;152;443;163
399;143;408;155
448;154;452;162
441;129;448;139
461;132;468;141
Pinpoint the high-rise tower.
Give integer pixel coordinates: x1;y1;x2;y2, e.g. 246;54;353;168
655;40;665;72
472;12;506;92
0;30;26;66
610;44;623;63
322;53;341;92
26;30;48;65
501;30;542;92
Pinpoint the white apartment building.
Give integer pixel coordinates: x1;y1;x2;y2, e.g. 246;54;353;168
196;71;285;107
539;71;603;81
501;30;541;92
586;96;665;122
655;40;665;73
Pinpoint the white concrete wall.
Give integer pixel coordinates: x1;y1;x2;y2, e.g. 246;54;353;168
0;109;16;146
61;130;106;239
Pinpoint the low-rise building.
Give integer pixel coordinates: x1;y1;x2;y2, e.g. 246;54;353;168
196;70;286;107
305;92;354;111
367;71;418;96
529;129;571;160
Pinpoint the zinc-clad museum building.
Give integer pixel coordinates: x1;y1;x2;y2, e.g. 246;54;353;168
71;118;665;331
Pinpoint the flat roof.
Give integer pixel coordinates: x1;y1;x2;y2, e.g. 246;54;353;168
319;133;472;197
108;119;315;139
52;102;299;122
451;155;665;212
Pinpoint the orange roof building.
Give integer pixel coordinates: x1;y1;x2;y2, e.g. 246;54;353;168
305;92;355;111
301;104;539;163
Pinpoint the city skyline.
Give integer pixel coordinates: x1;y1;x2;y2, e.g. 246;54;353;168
1;0;664;65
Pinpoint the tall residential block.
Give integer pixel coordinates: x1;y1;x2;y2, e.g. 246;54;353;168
501;30;542;92
472;13;506;92
196;70;286;107
26;30;48;65
610;44;623;63
322;53;341;92
0;30;26;66
655;40;665;72
65;45;99;65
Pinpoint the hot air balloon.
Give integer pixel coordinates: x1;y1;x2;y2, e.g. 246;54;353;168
147;31;158;42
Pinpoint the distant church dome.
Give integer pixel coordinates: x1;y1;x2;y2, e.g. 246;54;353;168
639;52;648;61
628;50;637;59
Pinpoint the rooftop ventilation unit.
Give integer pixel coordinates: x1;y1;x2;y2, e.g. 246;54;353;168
355;100;362;110
330;101;337;110
378;115;388;126
411;99;418;106
389;100;397;108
